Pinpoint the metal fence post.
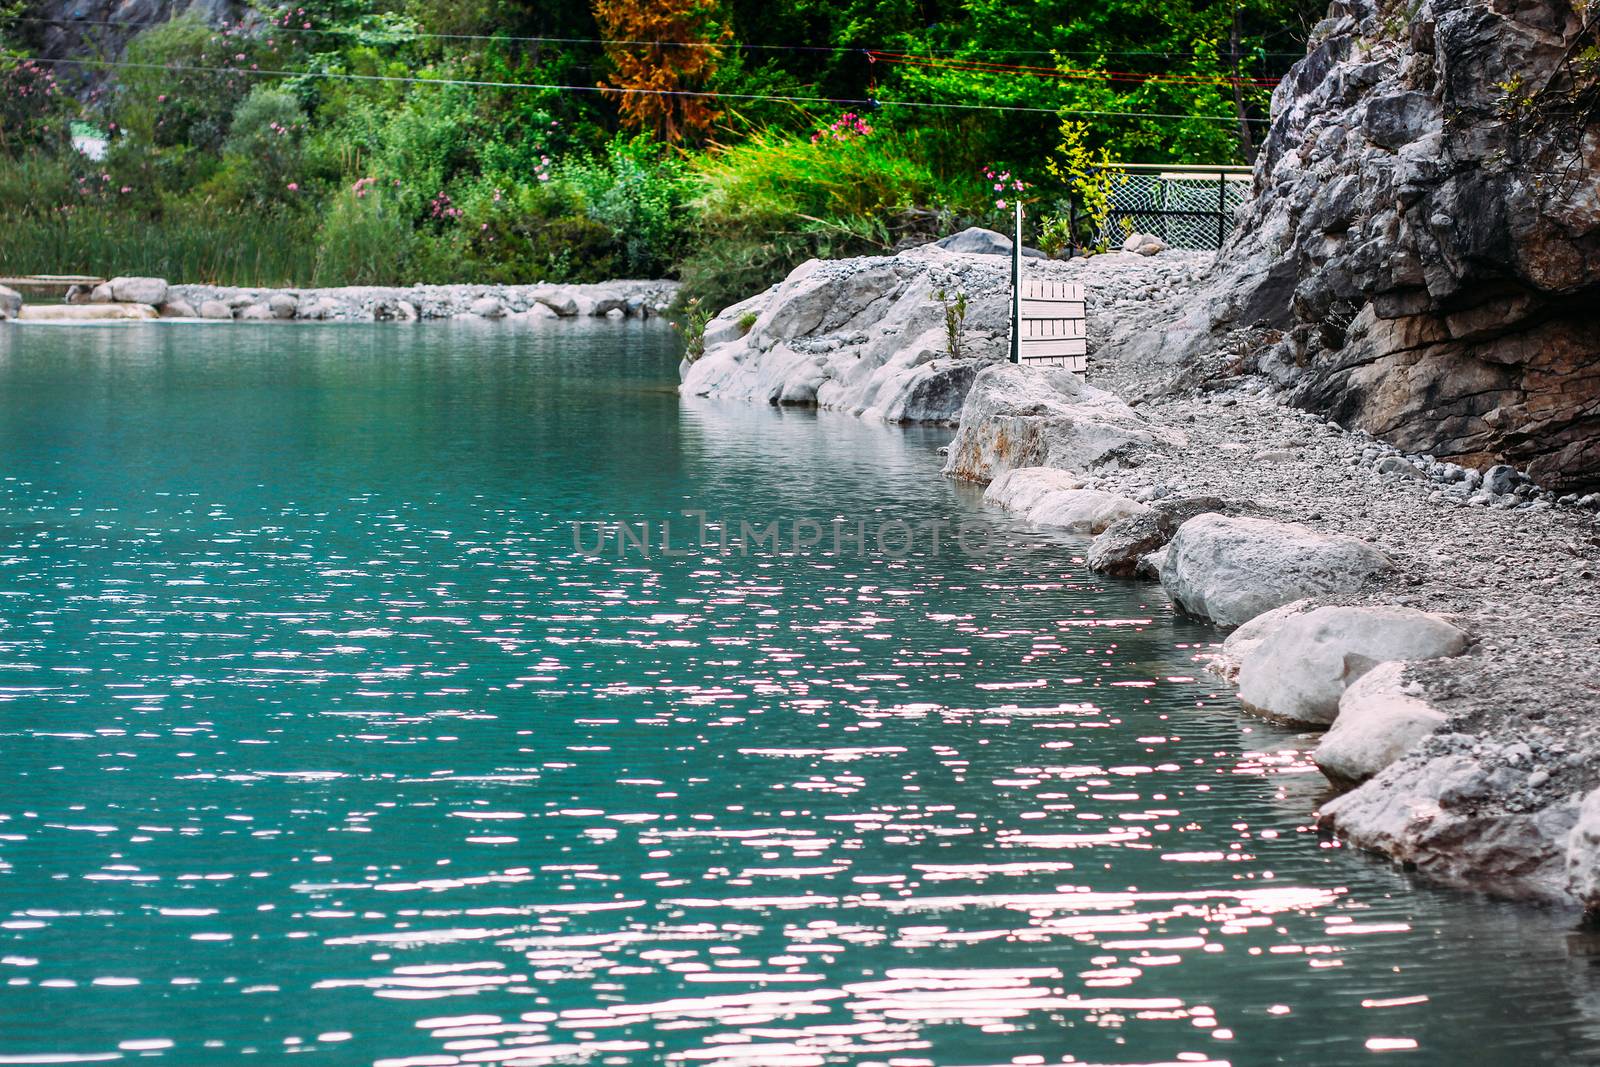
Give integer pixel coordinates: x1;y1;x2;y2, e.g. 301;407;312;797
1217;170;1227;248
1010;200;1021;364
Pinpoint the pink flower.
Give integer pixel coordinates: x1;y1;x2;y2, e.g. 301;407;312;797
120;186;131;193
287;182;299;191
996;199;1007;209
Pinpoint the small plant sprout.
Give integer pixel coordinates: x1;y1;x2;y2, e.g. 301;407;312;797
673;297;715;362
934;288;969;359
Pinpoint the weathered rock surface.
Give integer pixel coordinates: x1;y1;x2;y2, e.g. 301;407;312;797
1140;0;1600;490
983;469;1149;534
109;276;168;305
1321;744;1583;901
1566;790;1600;915
159;299;198;318
1316;661;1448;785
1207;598;1316;682
933;226;1048;260
199;300;233;320
1159;514;1392;626
0;285;20;320
469;296;504;319
944;363;1184;481
683;245;1211;427
16;303;159;321
1087;496;1229;575
1236;604;1468;724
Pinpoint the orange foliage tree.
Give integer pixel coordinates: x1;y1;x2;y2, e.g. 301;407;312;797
591;0;730;143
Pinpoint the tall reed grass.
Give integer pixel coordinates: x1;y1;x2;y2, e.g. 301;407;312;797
0;209;322;287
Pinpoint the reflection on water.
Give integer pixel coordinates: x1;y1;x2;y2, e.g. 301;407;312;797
0;320;1596;1066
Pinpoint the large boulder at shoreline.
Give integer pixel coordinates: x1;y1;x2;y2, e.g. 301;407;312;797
1087;495;1229;575
268;294;298;319
1322;747;1582;901
1159;514;1392;626
109;276;168;305
1236;604;1469;724
1207;598;1316;681
199;300;233;320
984;469;1148;533
682;251;1014;425
1315;661;1449;785
470;296;504;318
943;363;1182;482
0;285;20;320
159;299;198;318
1566;790;1600;915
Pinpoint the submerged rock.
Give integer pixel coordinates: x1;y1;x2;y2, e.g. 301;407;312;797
1236;605;1469;725
1159;514;1392;626
1315;662;1449;786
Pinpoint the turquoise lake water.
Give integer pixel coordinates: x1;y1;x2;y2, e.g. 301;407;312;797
1;321;1598;1066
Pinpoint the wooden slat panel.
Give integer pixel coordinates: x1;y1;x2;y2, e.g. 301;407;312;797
1020;353;1089;372
1019;337;1088;358
1020;299;1085;319
1021;318;1086;339
1021;280;1084;301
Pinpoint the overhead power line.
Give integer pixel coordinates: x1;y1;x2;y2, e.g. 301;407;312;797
30;55;1272;123
0;13;1310;60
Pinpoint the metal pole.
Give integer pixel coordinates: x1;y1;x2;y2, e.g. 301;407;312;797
1010;200;1022;365
1217;170;1227;248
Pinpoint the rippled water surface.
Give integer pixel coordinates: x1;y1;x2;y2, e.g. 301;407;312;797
2;321;1599;1067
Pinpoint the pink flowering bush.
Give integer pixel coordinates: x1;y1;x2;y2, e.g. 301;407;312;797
811;111;874;145
981;165;1029;210
0;57;72;151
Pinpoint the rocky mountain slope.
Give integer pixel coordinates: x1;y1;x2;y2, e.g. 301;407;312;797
1142;0;1600;490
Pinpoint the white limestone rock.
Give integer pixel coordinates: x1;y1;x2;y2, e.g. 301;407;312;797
1204;598;1316;681
1566;789;1600;914
1236;605;1469;725
199;300;234;320
109;276;168;305
470;296;504;319
943;362;1183;482
983;468;1149;533
1159;514;1393;626
1315;661;1449;784
1322;753;1580;902
268;293;298;319
0;284;21;319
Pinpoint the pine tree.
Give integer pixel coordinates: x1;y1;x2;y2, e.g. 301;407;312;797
592;0;730;143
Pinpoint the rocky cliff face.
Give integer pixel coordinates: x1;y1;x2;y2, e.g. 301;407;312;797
1159;0;1600;490
25;0;243;92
